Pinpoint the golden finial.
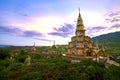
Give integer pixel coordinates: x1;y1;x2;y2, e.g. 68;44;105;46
79;8;80;13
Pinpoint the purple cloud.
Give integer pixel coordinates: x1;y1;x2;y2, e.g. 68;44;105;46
0;26;23;35
33;38;52;42
91;26;106;30
0;26;42;37
108;11;120;17
105;19;111;21
106;18;120;23
86;26;107;37
105;11;120;23
48;32;71;38
0;25;51;42
23;31;42;37
48;23;75;37
14;11;29;17
87;26;106;32
53;23;74;32
111;18;120;22
110;24;120;29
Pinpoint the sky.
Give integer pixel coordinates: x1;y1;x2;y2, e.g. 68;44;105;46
0;0;120;46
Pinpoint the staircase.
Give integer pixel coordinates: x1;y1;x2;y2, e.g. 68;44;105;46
107;60;120;66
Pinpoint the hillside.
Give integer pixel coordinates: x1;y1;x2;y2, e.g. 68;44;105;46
92;31;120;56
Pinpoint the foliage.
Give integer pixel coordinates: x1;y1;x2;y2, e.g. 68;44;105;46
92;31;120;56
0;46;120;80
14;50;28;63
0;48;10;60
0;58;10;80
36;45;67;54
0;55;119;80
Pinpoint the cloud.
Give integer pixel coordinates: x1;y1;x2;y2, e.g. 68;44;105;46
108;11;120;17
0;25;51;42
53;23;74;32
105;18;111;21
86;24;120;37
105;11;120;23
87;26;107;32
23;31;42;37
86;26;107;37
110;24;120;29
15;11;28;17
91;26;106;30
33;38;52;42
48;23;75;37
0;26;23;35
111;18;120;22
105;18;120;23
48;32;70;38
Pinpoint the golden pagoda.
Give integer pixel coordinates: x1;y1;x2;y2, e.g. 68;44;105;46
67;9;94;56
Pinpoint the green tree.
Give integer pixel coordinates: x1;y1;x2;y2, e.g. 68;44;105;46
14;50;28;63
0;48;10;60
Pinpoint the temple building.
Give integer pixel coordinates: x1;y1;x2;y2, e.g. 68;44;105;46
30;43;36;57
67;9;94;56
49;40;58;54
31;42;36;51
51;40;57;49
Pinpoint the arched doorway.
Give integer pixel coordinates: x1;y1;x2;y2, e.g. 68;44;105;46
86;50;91;56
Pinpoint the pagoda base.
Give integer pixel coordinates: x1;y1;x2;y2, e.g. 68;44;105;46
62;54;93;61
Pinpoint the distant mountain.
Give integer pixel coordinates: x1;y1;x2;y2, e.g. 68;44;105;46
0;45;13;48
92;31;120;55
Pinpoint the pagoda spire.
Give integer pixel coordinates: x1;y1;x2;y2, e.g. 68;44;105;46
102;43;105;51
75;8;85;36
78;8;81;17
54;40;55;46
76;8;84;30
33;42;35;47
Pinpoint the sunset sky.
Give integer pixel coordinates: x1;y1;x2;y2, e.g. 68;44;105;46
0;0;120;46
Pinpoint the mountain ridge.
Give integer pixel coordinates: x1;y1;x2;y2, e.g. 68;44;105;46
92;31;120;55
